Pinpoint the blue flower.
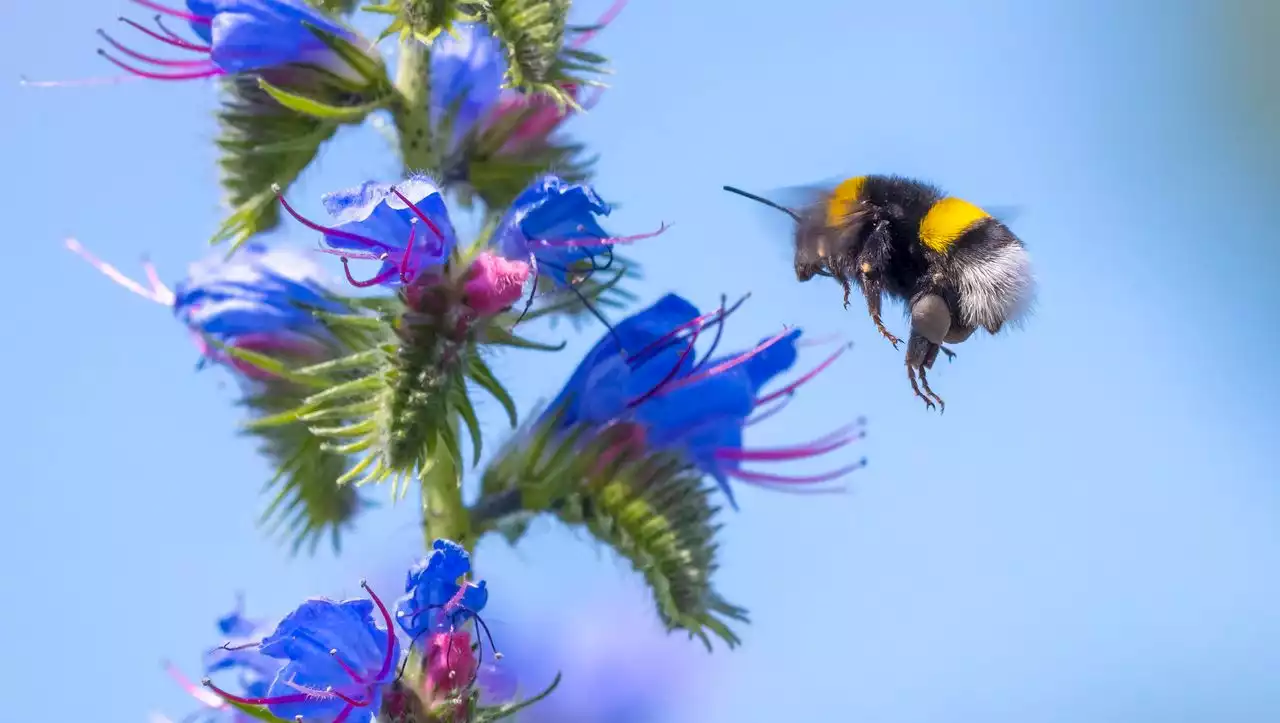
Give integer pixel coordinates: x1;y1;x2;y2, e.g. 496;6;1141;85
430;23;506;147
203;584;401;723
491;175;668;287
98;0;369;82
67;239;341;380
542;293;865;507
277;175;459;287
395;539;490;640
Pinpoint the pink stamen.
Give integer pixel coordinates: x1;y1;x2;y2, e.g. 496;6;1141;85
715;424;864;462
745;395;791;427
141;258;173;300
327;689;371;707
570;0;628;48
132;0;212;23
66;238;175;305
389;188;446;243
628;326;700;408
153;14;189;41
201;679;311;706
360;580;398;681
342;259;396;288
328;650;365;684
728;461;864;486
533;222;670;249
755;343;850;406
163;661;226;708
98;51;221;80
332;707;355;723
118;17;211;51
275;189;395;252
658;329;793;396
98;29;212;67
626;306;723;364
398;225;417;282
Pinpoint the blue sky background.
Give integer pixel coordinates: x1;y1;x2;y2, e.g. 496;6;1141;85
3;0;1279;721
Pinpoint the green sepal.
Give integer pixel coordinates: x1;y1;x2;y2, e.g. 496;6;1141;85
306;0;360;13
302;23;391;89
472;673;562;722
256;77;388;121
477;412;747;648
218;699;291;723
465;353;518;428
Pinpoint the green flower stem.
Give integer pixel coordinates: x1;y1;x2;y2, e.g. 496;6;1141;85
420;419;473;549
392;38;472;553
391;39;434;173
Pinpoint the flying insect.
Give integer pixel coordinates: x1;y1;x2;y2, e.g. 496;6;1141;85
724;175;1034;412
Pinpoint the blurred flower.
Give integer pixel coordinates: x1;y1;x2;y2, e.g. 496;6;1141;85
395;539;489;641
67;239;342;380
491;175;667;288
161;597;283;723
275;175;459;287
463;251;531;315
97;0;372;82
542;293;865;507
479;589;710;723
429;2;628;156
203;584;401;723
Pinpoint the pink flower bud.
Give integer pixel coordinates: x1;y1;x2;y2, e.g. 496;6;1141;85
462;252;530;316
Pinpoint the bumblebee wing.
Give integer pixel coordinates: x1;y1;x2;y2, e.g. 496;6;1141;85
984;204;1024;225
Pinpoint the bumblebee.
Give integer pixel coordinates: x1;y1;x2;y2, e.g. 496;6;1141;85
724;175;1034;412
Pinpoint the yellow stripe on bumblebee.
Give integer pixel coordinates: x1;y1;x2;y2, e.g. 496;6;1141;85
824;176;868;227
918;196;990;253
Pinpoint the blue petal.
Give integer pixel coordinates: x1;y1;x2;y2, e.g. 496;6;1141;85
185;0;216;42
491;176;613;286
258;598;396;680
171;246;341;343
542;293;701;428
430;23;506;143
396;541;489;638
205;0;352;74
320;176;457;278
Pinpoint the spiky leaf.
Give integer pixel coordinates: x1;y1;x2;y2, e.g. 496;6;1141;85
478;414;746;648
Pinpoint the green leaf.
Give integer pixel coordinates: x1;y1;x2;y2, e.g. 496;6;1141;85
452;383;485;468
466;354;518;427
257;77;387;121
473;673;562;722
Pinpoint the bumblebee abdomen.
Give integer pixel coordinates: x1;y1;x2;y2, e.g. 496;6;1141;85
946;218;1035;333
918;196;991;253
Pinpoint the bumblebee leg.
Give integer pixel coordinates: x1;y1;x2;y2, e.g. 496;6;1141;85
905;332;943;412
939;346;957;362
906;366;935;411
918;344;946;412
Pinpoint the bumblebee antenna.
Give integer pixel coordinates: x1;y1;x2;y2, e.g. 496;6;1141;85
722;186;802;223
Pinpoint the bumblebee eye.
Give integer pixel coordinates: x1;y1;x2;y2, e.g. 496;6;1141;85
910;294;952;345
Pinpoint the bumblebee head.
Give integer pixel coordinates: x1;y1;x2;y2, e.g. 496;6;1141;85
722;185;831;282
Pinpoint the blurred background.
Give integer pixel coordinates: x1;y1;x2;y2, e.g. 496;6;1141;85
3;0;1279;721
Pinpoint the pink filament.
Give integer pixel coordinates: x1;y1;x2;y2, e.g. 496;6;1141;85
715;423;864;462
657;328;793;396
341;259;396;287
398;225;417;282
153;14;190;41
532;221;671;249
728;461;864;486
360;580;398;681
118;17;211;51
98;29;213;67
626;306;725;364
276;191;395;252
570;0;628;48
163;662;226;708
98;51;221;80
132;0;212;23
329;651;365;683
745;396;791;427
755;343;850;405
389;188;447;245
628;326;701;408
316;248;387;262
66;238;175;305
